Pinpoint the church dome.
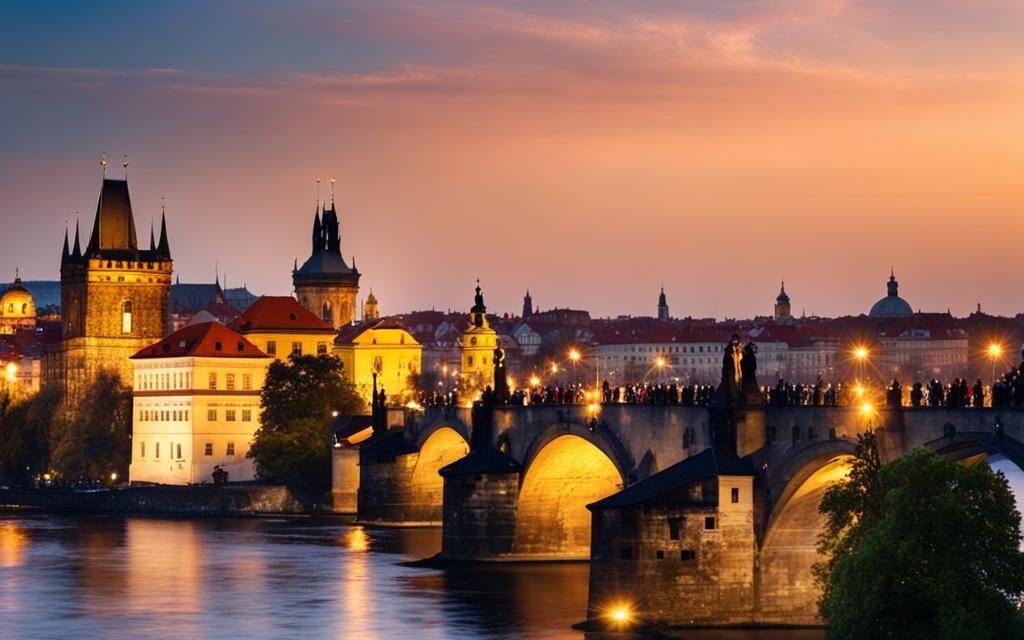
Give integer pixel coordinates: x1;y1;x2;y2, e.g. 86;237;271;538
776;282;790;304
869;271;913;318
1;275;35;319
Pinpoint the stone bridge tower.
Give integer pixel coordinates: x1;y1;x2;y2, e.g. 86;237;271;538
52;175;173;393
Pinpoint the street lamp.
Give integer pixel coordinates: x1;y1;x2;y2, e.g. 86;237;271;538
988;343;1003;384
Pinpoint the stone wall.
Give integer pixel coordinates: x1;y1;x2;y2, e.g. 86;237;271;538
0;484;304;514
441;473;519;560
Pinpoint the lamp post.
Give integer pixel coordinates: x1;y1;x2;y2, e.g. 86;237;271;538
988;343;1003;385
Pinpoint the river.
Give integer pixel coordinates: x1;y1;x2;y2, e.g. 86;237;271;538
0;510;825;639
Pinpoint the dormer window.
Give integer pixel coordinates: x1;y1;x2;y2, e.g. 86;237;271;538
289;313;297;321
237;342;244;352
214;341;222;351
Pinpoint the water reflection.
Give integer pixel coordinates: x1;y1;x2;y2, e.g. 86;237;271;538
0;511;823;640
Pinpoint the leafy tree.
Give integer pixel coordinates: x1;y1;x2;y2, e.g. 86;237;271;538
0;385;63;482
248;354;365;498
817;434;1024;640
49;370;132;481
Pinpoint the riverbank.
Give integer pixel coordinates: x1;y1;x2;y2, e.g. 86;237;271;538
0;484;309;515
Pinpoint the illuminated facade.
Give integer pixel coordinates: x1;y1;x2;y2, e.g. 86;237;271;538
333;318;421;405
47;177;173;394
293;200;360;329
460;283;497;393
0;274;36;335
229;296;337;363
129;321;271;485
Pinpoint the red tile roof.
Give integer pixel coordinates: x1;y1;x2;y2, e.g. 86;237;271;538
334;317;412;345
230;296;334;333
132;321;269;359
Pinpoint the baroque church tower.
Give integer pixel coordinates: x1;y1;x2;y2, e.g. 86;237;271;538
293;193;360;329
774;281;792;322
460;281;497;394
50;172;173;393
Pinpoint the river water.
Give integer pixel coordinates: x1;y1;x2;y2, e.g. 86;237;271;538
0;510;824;640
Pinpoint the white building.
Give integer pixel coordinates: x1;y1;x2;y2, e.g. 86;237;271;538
129;321;272;485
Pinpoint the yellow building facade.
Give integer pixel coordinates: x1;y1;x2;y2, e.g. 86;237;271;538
460;283;497;394
334;318;421;405
129;321;272;485
0;274;36;335
230;296;337;363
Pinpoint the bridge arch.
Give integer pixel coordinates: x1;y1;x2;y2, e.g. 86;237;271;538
759;442;857;624
513;425;626;558
922;431;1024;472
408;426;470;517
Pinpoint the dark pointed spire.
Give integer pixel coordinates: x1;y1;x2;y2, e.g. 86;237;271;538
72;219;82;259
149;220;156;251
61;226;70;264
312;209;322;254
157;209;171;259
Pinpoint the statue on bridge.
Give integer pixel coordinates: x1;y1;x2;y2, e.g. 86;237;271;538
493;343;510;405
717;334;760;406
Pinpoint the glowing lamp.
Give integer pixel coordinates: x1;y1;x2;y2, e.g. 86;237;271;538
988;343;1003;357
568;349;581;362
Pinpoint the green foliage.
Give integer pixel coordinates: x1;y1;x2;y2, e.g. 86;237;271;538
49;370;132;481
817;434;1024;640
248;354;365;497
0;385;61;481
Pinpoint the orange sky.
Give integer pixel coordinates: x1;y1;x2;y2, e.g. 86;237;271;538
1;1;1023;318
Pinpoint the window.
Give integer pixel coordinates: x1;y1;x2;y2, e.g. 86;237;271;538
731;487;740;503
317;342;327;355
467;356;474;367
669;518;682;540
207;409;217;421
226;410;236;422
226;442;235;456
121;300;133;334
226;374;235;390
214;341;222;352
242;409;252;422
155;442;160;459
681;549;696;561
619;546;633;560
176;443;182;459
266;340;277;355
322;301;332;324
208;372;217;390
291;342;302;355
704;516;716;530
242;374;252;391
656;550;665;560
140;442;145;458
204;442;213;456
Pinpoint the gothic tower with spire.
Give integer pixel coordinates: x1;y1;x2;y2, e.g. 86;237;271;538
657;287;669;321
293;195;360;329
50;174;173;393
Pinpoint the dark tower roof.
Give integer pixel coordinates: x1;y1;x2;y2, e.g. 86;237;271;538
71;221;81;259
294;202;358;282
776;281;790;303
87;179;138;255
658;287;667;306
61;228;70;264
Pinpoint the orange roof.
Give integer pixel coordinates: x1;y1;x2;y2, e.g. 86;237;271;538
334;317;412;345
132;321;269;359
230;296;334;333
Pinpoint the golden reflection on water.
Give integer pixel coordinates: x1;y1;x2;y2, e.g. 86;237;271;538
343;526;370;552
124;519;204;622
0;521;27;567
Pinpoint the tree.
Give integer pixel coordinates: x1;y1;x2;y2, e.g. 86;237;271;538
248;354;365;498
817;434;1024;640
49;370;132;481
0;386;61;482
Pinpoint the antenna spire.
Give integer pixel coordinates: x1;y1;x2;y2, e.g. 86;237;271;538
330;176;336;205
100;153;107;177
122;153;128;178
315;177;321;209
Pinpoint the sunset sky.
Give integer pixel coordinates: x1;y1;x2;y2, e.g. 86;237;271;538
1;1;1023;319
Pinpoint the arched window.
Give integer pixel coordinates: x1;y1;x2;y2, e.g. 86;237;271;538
322;301;332;324
122;300;133;334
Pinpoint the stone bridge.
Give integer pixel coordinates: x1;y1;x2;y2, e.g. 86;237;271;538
332;403;1024;626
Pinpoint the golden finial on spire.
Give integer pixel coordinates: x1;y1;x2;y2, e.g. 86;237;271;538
100;153;107;176
122;153;129;177
315;177;321;208
330;176;336;204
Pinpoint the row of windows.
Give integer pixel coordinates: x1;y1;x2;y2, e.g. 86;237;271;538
140;409;190;422
208;373;253;391
206;409;253;422
620;547;698;562
140;371;193;391
138;441;235;458
264;341;328;357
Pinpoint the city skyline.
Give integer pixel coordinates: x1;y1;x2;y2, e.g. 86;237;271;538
2;1;1024;318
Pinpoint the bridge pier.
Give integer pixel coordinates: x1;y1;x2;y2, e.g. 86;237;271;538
439;448;522;559
331;446;360;514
